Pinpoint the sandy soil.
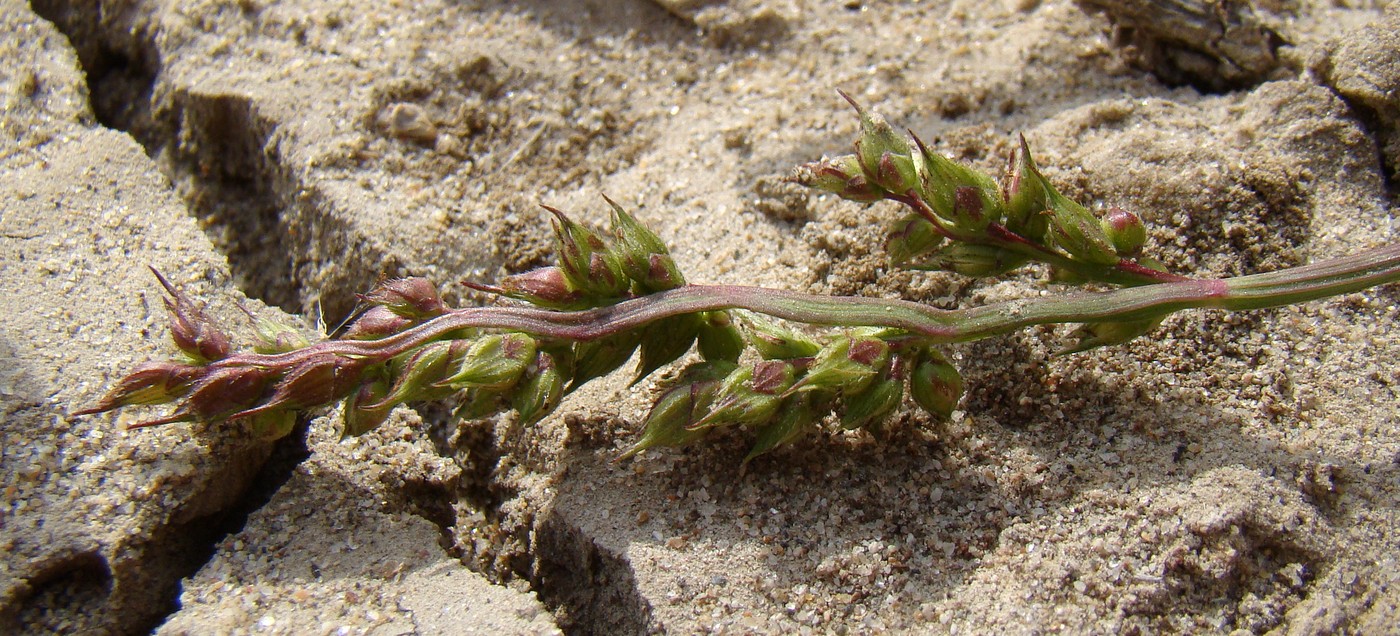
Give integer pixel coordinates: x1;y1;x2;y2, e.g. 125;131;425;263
3;0;1400;633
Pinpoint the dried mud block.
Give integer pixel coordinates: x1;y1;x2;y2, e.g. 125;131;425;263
382;102;440;145
0;7;328;633
157;414;560;635
0;1;93;165
936;466;1332;632
650;0;792;46
0;129;296;629
1315;6;1400;176
1075;0;1290;90
27;1;520;320
751;174;814;222
0;69;285;636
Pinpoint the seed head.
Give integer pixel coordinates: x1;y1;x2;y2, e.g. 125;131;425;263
909;350;963;421
370;341;459;410
618;361;735;459
151;268;231;363
228;353;364;419
73;360;201;416
1061;316;1166;355
739;312;821;360
788;154;887;202
239;305;311;354
690;360;797;430
909;133;1002;233
248;410;298;441
786;334;890;396
437;333;537;390
696;310;745;363
607;196;685;292
341;305;414;340
546;205;629;298
465;266;589;310
570;331;640;390
1001;135;1052;242
840;375;902;431
179;365;278;423
886;212;945;268
359;277;447;319
633;313;700;385
1100;207;1148;256
512;350;568;424
744;392;821;464
343;376;394;437
915;244;1029;278
842;90;917;194
1045;191;1119;266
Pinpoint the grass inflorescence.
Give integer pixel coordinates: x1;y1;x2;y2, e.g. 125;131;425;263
78;99;1400;462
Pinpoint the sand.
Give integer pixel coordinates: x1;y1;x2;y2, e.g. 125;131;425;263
3;0;1399;633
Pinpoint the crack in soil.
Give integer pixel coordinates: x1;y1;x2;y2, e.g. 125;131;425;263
34;0;405;322
28;2;326;632
533;509;654;634
32;0;305;313
32;2;665;631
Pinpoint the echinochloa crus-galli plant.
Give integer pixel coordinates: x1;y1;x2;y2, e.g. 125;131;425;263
78;94;1400;463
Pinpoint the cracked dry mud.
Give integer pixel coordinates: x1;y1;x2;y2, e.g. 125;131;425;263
4;0;1400;634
